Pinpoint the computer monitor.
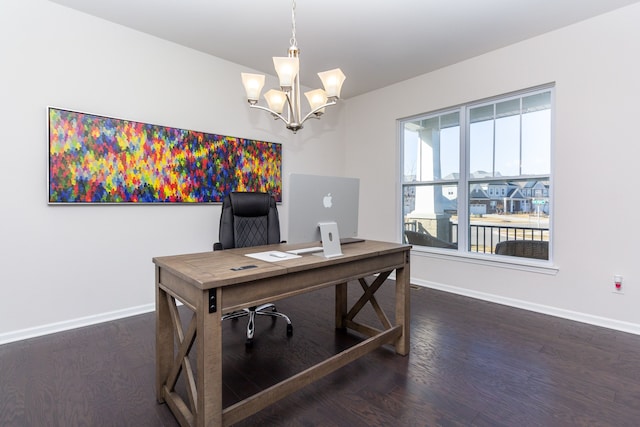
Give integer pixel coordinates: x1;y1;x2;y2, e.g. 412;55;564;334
287;173;360;244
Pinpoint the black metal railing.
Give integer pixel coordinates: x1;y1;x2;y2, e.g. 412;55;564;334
404;221;549;254
466;223;548;254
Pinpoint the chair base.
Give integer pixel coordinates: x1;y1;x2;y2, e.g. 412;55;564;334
222;303;293;346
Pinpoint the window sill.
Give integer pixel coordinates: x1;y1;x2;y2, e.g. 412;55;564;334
409;246;559;275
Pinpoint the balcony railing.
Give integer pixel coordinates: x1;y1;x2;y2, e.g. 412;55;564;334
466;223;548;254
404;221;549;254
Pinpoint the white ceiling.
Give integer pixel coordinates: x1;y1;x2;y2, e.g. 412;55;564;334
49;0;640;99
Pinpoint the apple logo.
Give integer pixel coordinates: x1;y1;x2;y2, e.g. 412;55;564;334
322;193;332;208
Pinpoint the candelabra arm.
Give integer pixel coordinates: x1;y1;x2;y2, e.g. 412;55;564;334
299;100;338;126
248;103;291;126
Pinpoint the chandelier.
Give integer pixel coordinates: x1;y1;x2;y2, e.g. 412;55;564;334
241;0;346;133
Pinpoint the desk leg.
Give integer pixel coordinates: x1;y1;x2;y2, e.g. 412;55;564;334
335;282;348;330
155;267;173;403
196;287;223;427
394;260;411;356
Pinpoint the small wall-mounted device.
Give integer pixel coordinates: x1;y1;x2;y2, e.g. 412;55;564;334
614;275;623;292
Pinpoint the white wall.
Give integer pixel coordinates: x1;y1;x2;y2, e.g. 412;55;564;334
0;0;345;342
346;4;640;332
3;0;639;343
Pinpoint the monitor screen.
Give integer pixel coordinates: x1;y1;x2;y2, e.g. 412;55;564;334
287;174;359;244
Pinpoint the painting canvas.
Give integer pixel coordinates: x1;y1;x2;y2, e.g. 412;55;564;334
48;107;282;203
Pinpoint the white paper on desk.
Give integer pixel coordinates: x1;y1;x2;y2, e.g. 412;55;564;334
245;250;302;262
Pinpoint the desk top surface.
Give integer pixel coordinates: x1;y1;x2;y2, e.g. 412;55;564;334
153;240;410;290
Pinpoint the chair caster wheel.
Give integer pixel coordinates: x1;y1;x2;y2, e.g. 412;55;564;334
245;338;253;348
286;324;293;336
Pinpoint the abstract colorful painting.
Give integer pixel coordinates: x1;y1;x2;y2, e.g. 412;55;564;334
48;107;282;203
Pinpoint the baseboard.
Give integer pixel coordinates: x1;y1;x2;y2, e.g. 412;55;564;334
0;303;156;345
410;277;640;336
4;276;640;346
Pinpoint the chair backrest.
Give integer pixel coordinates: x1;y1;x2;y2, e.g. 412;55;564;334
217;192;281;249
494;240;548;260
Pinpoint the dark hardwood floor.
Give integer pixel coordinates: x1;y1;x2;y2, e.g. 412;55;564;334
2;281;640;426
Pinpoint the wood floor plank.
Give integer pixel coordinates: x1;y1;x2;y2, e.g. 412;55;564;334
2;282;640;426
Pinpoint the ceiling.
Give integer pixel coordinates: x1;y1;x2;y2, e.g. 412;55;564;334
49;0;640;99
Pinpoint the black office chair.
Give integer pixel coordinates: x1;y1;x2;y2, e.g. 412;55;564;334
214;191;293;346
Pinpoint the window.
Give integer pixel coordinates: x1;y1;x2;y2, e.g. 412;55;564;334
401;86;552;261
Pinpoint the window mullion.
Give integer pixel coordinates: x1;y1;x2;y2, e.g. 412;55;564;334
492;104;497;178
519;97;523;176
458;106;469;252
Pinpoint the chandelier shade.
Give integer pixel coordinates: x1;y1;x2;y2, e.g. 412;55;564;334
273;56;299;89
304;89;328;115
241;73;266;103
264;89;287;114
240;0;345;133
317;68;346;100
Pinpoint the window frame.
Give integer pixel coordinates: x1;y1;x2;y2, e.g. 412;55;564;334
399;84;555;267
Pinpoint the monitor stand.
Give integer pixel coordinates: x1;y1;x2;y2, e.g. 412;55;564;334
317;221;343;258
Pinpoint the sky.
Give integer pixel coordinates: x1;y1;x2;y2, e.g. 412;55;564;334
403;108;551;181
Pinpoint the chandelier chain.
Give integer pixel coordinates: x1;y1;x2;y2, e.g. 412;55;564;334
290;0;297;48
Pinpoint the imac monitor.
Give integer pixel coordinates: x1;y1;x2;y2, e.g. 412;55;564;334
287;174;360;244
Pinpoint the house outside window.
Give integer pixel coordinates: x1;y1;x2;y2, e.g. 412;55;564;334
401;86;553;261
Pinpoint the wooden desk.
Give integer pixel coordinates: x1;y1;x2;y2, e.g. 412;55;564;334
153;240;411;427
